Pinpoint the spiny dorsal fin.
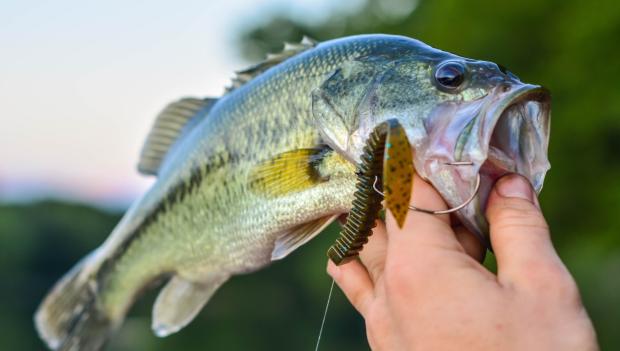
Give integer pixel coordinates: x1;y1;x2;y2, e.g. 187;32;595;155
138;97;218;176
226;36;318;93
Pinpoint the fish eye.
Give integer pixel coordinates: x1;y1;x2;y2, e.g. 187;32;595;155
434;61;467;92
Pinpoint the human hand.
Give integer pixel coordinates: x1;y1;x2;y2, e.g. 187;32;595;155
327;174;598;351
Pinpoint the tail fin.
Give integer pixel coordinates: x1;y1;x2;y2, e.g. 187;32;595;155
35;254;116;351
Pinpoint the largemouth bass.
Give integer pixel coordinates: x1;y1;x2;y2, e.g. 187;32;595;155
35;34;550;350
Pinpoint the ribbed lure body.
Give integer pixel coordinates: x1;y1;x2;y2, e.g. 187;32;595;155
328;119;414;265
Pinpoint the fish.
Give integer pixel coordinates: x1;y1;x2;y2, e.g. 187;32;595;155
34;34;551;350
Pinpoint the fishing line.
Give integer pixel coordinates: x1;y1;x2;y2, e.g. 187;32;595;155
314;278;335;351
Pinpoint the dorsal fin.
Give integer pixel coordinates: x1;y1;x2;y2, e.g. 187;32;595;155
138;97;218;176
226;36;318;93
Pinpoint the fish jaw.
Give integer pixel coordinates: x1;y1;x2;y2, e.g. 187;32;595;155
416;83;551;242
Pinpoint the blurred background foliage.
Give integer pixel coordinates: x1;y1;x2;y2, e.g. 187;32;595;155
1;0;619;349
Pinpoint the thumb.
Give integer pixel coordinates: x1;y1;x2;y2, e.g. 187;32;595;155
486;174;566;288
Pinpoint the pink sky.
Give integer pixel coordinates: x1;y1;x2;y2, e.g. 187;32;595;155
0;0;361;207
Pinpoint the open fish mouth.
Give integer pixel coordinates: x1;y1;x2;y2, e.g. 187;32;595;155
418;84;551;242
477;86;551;211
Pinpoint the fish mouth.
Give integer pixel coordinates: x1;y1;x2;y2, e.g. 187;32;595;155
477;86;551;210
419;84;551;243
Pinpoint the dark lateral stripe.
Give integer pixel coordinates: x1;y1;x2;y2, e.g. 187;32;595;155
96;150;238;285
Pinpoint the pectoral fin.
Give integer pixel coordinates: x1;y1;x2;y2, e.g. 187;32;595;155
152;275;228;337
272;215;338;260
383;120;414;228
248;148;328;197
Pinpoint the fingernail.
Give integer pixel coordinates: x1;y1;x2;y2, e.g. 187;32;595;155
495;175;534;202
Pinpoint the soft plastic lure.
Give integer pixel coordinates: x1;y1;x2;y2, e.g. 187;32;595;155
328;119;414;265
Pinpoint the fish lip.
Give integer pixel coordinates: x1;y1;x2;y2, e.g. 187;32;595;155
468;84;551;239
426;83;551;181
420;83;551;243
458;84;551;164
480;84;551;184
487;84;551;147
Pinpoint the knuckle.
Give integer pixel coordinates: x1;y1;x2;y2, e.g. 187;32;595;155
384;261;417;295
545;272;580;300
347;284;371;314
384;255;434;302
552;278;581;303
383;264;405;292
350;289;366;309
520;260;580;299
364;257;384;281
491;205;549;234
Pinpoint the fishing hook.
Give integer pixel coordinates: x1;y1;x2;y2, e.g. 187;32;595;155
371;162;481;215
327;120;483;266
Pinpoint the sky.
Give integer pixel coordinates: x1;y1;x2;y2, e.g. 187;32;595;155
0;0;364;208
